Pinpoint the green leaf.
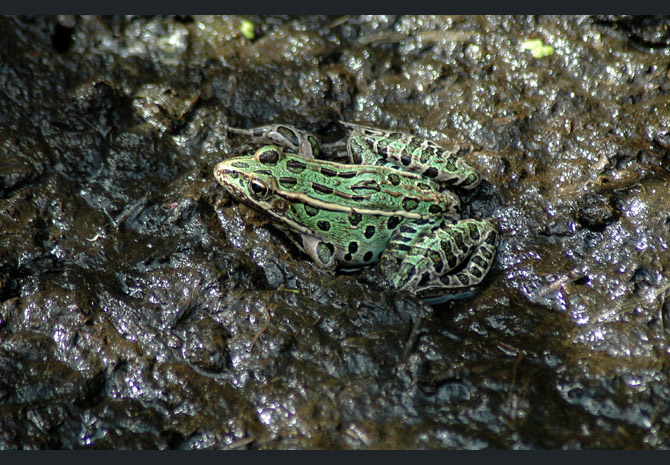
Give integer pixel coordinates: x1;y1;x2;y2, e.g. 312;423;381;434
241;19;255;41
521;38;554;58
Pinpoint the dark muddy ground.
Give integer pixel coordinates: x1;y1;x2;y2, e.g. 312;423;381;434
1;15;669;449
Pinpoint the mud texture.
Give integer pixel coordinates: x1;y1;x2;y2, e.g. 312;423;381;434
1;15;669;449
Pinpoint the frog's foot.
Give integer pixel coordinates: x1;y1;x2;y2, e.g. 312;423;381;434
226;124;321;159
380;218;498;297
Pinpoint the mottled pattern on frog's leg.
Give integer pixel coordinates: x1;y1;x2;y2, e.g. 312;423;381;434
379;218;448;286
381;219;498;294
300;234;338;271
342;121;482;189
417;220;498;295
227;124;320;159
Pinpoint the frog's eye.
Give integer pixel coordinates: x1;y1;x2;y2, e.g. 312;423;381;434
249;179;269;199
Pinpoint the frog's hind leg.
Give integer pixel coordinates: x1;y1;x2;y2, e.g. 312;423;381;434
226;124;321;158
380;218;498;296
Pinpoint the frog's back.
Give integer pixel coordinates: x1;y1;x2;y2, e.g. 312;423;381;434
278;153;460;218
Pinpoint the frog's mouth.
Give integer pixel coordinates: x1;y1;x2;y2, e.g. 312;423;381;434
213;161;242;196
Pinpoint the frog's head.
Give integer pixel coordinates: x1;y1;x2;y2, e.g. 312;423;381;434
214;145;284;209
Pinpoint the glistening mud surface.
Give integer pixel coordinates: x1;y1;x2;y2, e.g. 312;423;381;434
1;15;669;448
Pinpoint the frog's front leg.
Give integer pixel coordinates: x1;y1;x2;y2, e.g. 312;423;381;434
380;218;498;296
227;124;321;159
297;234;338;270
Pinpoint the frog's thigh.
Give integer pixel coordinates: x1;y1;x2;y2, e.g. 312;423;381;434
300;234;338;271
346;130;392;165
227;124;320;158
382;219;498;292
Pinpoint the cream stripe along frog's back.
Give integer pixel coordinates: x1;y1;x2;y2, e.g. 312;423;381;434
214;122;498;301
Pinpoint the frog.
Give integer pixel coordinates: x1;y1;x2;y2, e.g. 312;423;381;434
214;121;498;301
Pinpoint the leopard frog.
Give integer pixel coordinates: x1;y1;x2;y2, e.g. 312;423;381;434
214;122;498;300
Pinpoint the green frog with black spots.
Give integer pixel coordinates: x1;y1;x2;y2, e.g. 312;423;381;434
214;121;498;301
